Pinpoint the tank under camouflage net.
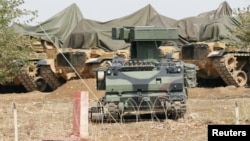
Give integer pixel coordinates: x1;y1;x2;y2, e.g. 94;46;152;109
13;40;129;92
181;42;250;87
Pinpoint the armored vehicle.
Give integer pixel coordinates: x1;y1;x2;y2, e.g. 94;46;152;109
90;26;194;121
16;41;77;92
13;40;129;92
15;41;52;92
82;48;130;78
181;41;250;87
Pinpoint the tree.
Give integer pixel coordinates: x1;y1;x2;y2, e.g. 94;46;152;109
0;0;37;83
233;6;250;47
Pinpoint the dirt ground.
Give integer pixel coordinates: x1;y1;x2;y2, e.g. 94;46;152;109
1;79;250;141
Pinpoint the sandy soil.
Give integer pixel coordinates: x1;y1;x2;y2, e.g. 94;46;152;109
1;79;250;141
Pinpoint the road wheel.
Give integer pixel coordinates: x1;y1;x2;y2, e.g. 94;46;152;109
34;77;47;92
233;70;247;87
224;54;237;72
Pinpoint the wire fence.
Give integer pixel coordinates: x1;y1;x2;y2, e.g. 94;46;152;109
0;91;250;141
0;98;72;141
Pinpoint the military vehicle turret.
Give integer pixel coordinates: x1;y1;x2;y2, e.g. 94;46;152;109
90;26;196;121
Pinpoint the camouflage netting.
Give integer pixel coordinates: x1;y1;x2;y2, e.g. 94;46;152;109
199;16;241;43
11;1;240;51
11;3;84;47
174;1;233;42
63;4;177;51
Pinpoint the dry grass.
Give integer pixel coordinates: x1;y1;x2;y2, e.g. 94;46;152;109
1;79;250;141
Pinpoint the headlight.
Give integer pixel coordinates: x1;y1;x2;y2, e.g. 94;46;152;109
177;67;182;73
107;69;112;75
166;66;182;73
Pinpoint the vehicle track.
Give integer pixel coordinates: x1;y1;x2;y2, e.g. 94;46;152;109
213;54;239;86
40;66;61;90
17;68;37;92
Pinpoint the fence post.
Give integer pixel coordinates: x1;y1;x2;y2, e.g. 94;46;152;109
13;102;18;141
235;101;239;125
72;91;89;139
42;91;90;141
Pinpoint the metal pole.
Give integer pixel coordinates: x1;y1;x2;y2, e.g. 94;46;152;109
235;101;239;125
13;103;18;141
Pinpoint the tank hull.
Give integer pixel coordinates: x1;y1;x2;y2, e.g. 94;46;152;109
181;42;250;87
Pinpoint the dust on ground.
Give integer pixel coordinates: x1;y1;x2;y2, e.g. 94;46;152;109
1;79;250;141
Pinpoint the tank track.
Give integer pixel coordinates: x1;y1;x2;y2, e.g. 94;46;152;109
17;68;37;92
213;53;245;87
40;66;61;90
90;100;186;122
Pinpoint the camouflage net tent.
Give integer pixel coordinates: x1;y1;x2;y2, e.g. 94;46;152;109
11;3;84;47
199;16;241;43
12;1;240;51
174;1;234;42
64;1;238;51
63;4;177;51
